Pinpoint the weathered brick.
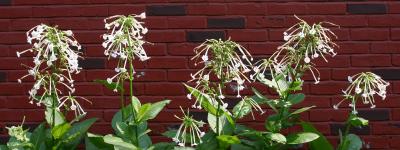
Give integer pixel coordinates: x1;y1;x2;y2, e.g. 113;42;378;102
358;109;390;121
330;123;370;135
186;31;225;42
79;58;105;69
347;4;387;14
0;0;11;6
207;17;245;29
146;5;186;16
372;69;400;80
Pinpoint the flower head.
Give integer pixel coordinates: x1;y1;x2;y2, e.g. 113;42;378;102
187;39;253;106
6;117;29;143
334;72;390;114
102;13;149;91
173;107;206;147
253;16;338;86
17;24;88;117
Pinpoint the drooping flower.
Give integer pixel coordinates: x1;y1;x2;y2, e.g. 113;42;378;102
172;107;206;147
334;72;390;114
102;13;149;91
187;39;253;109
17;24;88;117
253;16;338;85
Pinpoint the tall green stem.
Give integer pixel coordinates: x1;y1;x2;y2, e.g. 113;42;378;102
129;60;139;146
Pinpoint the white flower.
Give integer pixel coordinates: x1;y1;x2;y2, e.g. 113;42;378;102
201;55;208;62
304;57;310;63
284;35;291;41
138;12;146;19
17;24;88;117
173;107;205;147
103;13;149;89
336;72;390;113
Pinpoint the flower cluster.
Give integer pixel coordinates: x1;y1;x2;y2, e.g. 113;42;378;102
172;107;206;147
253;16;338;85
187;39;253;109
334;72;390;114
17;24;88;116
102;13;149;91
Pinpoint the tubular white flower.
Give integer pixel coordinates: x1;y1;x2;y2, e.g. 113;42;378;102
334;72;390;114
187;39;253;109
173;107;205;147
254;16;337;86
17;24;88;117
103;13;149;91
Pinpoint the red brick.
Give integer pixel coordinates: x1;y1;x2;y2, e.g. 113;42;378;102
168;16;206;29
147;57;187;69
146;30;185;43
351;55;392;67
227;29;268;42
351;29;390;41
227;3;265;15
187;4;226;15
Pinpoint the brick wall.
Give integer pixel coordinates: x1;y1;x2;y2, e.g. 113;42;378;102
0;0;399;149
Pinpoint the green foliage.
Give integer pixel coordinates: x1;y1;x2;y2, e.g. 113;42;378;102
286;132;319;145
300;122;334;150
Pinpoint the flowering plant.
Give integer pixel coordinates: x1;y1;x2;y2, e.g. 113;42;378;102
86;13;171;150
1;24;96;150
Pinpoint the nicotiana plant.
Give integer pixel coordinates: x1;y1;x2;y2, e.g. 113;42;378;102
0;14;391;150
1;24;96;150
86;13;171;150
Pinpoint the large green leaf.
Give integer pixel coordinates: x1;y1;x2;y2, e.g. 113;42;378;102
208;113;226;135
290;106;315;116
30;123;46;149
341;134;362;150
45;108;66;126
85;133;113;150
52;123;71;139
103;134;138;150
216;135;240;150
131;96;141;114
286;132;319;145
151;142;175;150
232;100;251;119
112;104;133;132
94;79;124;92
300;122;333;150
137;100;170;122
265;133;286;144
59;118;97;149
287;93;305;105
349;116;368;127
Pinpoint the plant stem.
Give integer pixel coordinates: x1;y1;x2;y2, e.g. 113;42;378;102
120;90;125;120
129;60;139;146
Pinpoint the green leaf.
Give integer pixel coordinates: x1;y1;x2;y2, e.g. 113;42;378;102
287;93;305;105
300;122;334;150
341;134;362;150
350;116;368;127
233;100;251;119
45;108;66;126
137;100;170;122
208;113;225;135
59;118;97;149
286;132;319;145
184;84;221;116
94;79;124;92
30;123;46;149
216;135;240;150
256;74;277;88
265;133;286;144
103;134;138;150
197;132;218;150
85;133;113;150
252;88;277;112
52;123;71;139
173;147;196;150
265;114;282;132
151;142;175;150
0;145;7;150
131;96;141;114
112;104;132;132
290;106;315;116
